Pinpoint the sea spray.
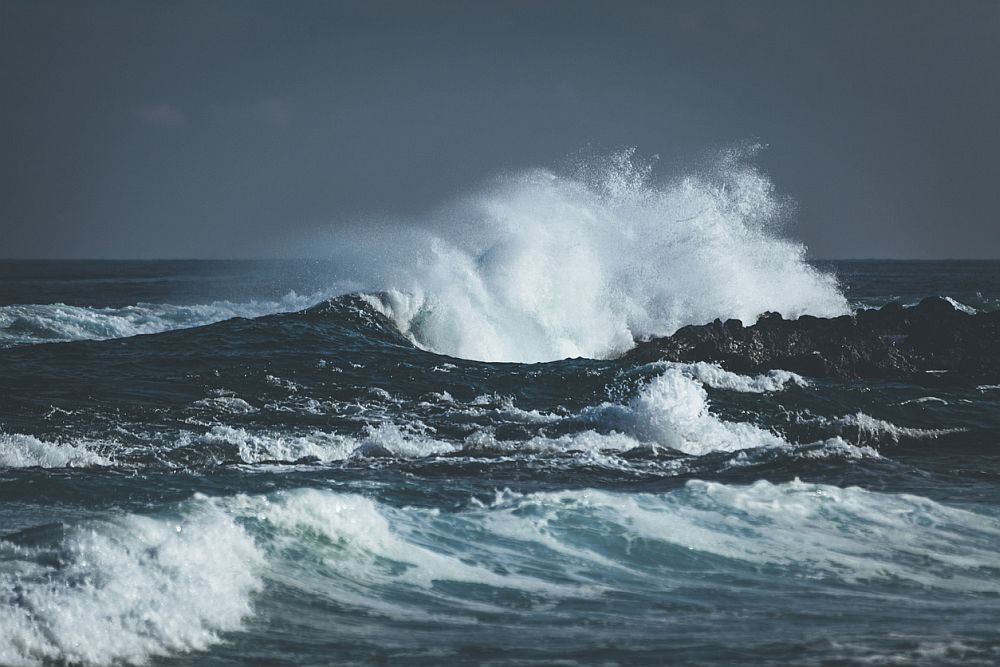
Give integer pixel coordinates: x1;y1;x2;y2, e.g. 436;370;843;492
340;147;848;362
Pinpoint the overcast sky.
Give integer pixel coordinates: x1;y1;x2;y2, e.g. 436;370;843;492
2;0;998;259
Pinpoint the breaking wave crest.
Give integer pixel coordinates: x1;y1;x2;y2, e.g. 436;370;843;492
5;481;998;665
648;361;809;393
0;433;112;468
350;147;848;362
0;500;262;666
574;366;789;455
203;482;1000;663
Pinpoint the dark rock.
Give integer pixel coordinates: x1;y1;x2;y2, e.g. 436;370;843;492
625;300;1000;384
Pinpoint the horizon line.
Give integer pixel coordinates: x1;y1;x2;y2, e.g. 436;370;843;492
2;257;1000;263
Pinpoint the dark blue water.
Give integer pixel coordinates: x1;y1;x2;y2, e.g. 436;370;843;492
2;260;999;667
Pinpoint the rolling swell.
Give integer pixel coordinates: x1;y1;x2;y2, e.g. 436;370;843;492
4;483;1000;666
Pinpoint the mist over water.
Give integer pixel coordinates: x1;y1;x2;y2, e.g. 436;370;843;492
328;147;849;362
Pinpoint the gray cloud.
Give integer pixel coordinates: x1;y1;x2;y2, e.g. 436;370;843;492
254;97;293;129
0;0;998;259
134;104;187;128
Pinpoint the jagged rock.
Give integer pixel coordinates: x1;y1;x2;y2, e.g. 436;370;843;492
626;297;1000;383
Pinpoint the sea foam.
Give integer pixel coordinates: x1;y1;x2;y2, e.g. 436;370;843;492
7;479;996;667
578;366;788;455
480;480;1000;592
0;432;111;468
0;500;262;666
653;361;809;393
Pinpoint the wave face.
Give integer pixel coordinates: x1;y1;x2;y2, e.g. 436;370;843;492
333;148;849;362
0;502;262;666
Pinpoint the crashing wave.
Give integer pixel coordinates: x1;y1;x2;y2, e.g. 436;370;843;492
8;480;997;665
576;366;787;455
325;147;848;362
2;150;849;363
0;500;262;666
0;432;112;468
648;361;809;392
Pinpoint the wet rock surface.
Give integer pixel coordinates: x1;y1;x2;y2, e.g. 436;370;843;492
626;297;1000;383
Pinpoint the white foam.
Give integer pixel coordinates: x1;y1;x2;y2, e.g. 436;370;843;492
456;393;562;423
482;481;1000;592
230;488;581;620
463;366;793;459
320;147;849;362
667;361;809;392
512;430;647;457
724;436;881;468
0;500;263;666
899;396;949;405
943;296;978;314
583;367;787;455
247;490;547;588
356;423;456;458
0;432;111;468
839;412;964;441
0;290;326;347
194;425;357;463
194;423;454;464
192;395;258;414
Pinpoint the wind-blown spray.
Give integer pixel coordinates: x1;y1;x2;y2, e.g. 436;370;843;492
349;147;848;361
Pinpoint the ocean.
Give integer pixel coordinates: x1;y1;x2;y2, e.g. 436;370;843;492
2;158;999;666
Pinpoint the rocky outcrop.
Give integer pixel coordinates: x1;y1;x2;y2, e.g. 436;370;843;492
626;297;1000;383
